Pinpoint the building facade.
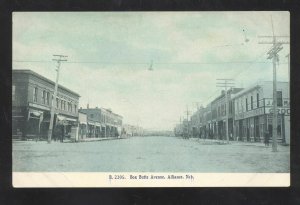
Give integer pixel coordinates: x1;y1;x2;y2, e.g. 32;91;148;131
79;107;123;138
12;69;80;141
232;81;290;144
122;124;144;137
209;88;243;140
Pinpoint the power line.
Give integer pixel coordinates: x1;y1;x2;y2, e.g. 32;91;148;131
13;60;288;65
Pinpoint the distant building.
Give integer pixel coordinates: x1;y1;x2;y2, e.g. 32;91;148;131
77;111;88;141
79;107;123;138
232;81;290;143
122;124;143;137
210;88;243;140
12;69;80;141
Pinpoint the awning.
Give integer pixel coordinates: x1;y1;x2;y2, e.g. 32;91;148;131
57;115;66;121
65;117;77;122
29;109;43;117
88;122;96;126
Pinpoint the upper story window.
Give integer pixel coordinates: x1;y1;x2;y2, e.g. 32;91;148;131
246;98;248;111
46;92;50;105
74;104;77;113
42;90;46;104
257;93;260;108
250;96;253;110
12;85;16;102
277;91;283;106
61;100;63;110
33;87;38;102
90;114;94;118
56;98;59;108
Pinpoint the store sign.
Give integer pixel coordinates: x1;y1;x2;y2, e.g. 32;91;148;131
234;107;264;120
265;99;290;107
267;108;290;116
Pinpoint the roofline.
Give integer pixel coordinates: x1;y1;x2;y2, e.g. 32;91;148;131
231;81;288;99
78;107;123;118
13;69;81;97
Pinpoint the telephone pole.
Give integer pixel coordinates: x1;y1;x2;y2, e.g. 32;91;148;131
47;55;68;143
185;105;190;138
216;79;235;143
258;16;289;152
286;53;290;98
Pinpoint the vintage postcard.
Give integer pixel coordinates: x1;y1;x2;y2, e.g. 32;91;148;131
12;11;290;187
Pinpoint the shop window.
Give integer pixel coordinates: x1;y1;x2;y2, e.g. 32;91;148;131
277;91;283;106
33;87;38;102
12;85;16;102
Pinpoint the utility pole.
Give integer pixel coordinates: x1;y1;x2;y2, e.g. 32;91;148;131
286;53;290;98
185;105;190;138
216;79;235;143
258;16;289;152
47;55;68;143
193;101;202;137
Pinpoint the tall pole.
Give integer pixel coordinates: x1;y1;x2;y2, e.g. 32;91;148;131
286;54;290;98
216;79;234;143
258;16;289;152
186;105;190;138
47;55;68;143
271;17;278;152
272;53;278;152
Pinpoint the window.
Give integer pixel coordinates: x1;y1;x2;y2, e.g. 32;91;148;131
46;92;50;105
64;101;66;110
91;114;94;118
12;85;16;101
251;96;253;110
56;98;59;108
61;100;63;110
33;87;38;102
277;91;283;106
42;90;46;104
70;103;72;112
246;98;248;111
257;93;260;108
74;104;77;113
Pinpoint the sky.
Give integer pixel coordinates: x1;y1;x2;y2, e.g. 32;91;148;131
12;11;290;131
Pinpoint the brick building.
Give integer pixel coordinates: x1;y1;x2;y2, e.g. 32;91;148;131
232;81;290;143
12;69;80;141
79;107;123;138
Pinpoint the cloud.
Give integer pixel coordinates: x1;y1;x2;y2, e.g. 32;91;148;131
12;12;289;130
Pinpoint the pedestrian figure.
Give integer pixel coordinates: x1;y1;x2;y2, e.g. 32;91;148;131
264;130;270;146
